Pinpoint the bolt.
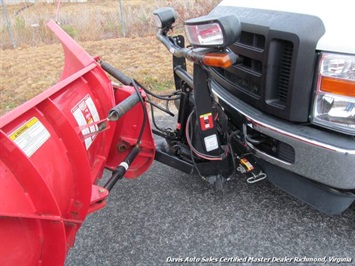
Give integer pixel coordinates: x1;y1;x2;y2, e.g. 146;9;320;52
117;143;127;152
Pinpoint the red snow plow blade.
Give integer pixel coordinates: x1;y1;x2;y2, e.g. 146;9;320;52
0;20;155;265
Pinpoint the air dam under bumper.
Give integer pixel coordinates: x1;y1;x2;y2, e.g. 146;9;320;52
212;81;355;190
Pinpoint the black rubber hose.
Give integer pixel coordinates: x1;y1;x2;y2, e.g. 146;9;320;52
100;61;132;86
104;145;140;191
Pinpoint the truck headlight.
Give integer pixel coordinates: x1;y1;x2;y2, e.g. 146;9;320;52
311;53;355;135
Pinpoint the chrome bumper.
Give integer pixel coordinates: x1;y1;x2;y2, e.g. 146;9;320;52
212;83;355;190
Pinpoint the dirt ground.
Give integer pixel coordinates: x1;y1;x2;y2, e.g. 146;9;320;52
0;35;175;115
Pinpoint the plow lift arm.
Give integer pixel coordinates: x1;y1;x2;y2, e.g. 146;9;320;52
0;20;155;266
151;7;267;190
152;8;260;186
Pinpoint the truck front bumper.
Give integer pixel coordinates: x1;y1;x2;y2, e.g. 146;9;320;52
212;82;355;190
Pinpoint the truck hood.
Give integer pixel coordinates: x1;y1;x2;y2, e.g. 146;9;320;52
219;0;355;54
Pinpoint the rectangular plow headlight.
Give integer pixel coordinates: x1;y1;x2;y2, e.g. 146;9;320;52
185;23;224;46
184;14;241;48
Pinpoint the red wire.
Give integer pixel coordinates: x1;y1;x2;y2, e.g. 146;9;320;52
185;110;227;161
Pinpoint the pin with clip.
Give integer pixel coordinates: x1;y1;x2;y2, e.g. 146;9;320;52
78;118;111;139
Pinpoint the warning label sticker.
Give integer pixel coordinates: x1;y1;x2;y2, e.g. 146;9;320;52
199;112;214;131
71;94;100;150
204;134;218;152
9;117;50;157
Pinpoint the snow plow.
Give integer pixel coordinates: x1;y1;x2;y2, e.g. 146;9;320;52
0;20;155;265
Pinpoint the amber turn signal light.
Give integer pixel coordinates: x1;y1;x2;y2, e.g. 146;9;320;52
321;77;355;97
202;53;234;68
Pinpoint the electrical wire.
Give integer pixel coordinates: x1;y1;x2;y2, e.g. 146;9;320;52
131;79;148;145
147;93;174;135
133;80;183;136
186;110;236;180
147;99;175;117
135;80;181;101
226;143;237;180
185;109;228;161
109;71;181;136
133;78;182;141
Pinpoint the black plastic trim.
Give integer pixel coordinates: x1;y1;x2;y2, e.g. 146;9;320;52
209;6;326;122
259;160;354;215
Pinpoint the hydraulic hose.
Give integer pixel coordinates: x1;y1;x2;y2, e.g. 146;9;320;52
100;61;132;86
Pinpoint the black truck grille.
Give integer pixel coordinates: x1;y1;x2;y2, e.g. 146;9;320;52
239;31;265;49
270;40;294;107
209;6;325;122
211;33;296;119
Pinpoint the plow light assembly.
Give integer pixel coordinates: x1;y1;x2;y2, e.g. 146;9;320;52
184;14;241;48
153;7;177;29
311;53;355;135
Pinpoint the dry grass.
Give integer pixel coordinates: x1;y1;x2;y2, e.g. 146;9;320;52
1;0;222;115
1;0;221;48
0;36;174;115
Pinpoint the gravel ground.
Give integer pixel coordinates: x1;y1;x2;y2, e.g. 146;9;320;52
65;160;355;266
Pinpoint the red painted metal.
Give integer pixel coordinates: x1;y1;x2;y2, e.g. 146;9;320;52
0;20;155;265
105;86;155;178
